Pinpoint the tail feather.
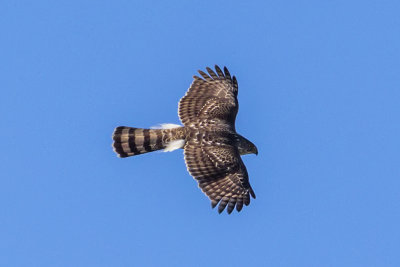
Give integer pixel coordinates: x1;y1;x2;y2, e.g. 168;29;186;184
112;126;165;158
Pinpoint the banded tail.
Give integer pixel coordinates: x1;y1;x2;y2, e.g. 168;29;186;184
112;126;186;158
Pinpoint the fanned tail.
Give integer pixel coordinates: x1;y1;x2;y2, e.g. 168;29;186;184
112;126;165;158
112;125;186;158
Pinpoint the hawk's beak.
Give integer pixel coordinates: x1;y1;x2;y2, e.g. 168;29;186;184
254;147;258;156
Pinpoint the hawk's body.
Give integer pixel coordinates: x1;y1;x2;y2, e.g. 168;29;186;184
112;66;257;214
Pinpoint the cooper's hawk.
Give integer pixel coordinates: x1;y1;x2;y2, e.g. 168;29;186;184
112;65;258;214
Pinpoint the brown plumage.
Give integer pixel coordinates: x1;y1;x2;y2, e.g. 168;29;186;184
112;65;257;214
113;126;186;157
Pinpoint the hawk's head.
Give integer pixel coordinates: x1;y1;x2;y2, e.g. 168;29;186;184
236;135;258;156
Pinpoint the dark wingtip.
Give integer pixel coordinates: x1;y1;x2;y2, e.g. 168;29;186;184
214;65;224;78
218;201;227;214
233;75;237;84
226;204;235;214
236;201;243;212
198;70;209;80
223;66;231;77
250;188;256;199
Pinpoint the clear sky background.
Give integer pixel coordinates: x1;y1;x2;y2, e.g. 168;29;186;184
1;1;399;266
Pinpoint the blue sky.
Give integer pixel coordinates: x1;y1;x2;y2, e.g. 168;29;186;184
1;0;400;266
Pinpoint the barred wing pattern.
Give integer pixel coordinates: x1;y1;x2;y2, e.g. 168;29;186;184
178;65;239;126
178;66;256;213
184;141;255;214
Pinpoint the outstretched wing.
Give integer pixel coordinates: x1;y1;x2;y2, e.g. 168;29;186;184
184;140;256;214
179;65;239;127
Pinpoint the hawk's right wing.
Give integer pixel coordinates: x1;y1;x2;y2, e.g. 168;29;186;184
184;140;256;214
178;65;239;128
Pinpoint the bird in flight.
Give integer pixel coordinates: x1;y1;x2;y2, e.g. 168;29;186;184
112;65;258;214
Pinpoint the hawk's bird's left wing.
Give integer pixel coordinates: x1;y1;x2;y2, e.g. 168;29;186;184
178;65;239;127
